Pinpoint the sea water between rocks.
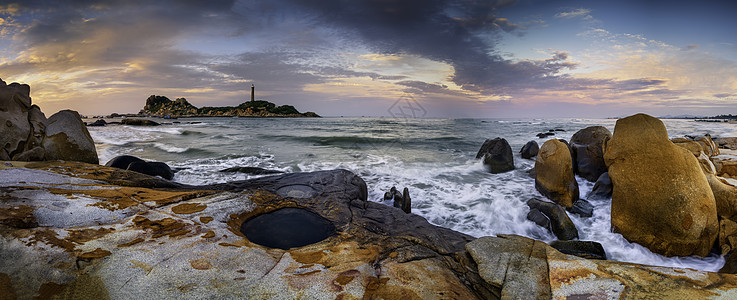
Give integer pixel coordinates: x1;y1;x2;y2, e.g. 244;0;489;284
86;116;737;272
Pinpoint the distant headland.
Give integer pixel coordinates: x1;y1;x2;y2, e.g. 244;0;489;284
138;85;320;118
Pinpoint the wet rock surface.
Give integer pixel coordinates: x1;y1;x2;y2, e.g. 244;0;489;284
476;137;514;173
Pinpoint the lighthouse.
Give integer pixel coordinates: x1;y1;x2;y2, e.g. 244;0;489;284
251;84;255;102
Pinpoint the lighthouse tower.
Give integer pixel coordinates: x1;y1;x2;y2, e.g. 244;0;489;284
251;84;255;102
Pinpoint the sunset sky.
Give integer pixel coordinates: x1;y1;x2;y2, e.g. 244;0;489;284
1;0;736;118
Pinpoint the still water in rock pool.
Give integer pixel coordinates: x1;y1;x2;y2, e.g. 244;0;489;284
86;117;737;271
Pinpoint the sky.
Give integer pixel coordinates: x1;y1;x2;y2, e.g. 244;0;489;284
0;0;736;118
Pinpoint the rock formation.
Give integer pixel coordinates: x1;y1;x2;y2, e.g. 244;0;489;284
476;138;514;173
0;79;98;164
603;113;718;257
534;139;579;208
570;126;611;182
520;140;539;159
138;95;320;118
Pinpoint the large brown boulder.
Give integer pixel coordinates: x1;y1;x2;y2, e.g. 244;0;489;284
603;113;718;257
570;126;611;182
43;110;99;164
535;139;579;208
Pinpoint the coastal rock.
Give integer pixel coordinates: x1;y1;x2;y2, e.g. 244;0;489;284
698;134;720;157
105;155;145;169
476;138;514;173
42;110;99;164
520;140;539;159
0;164;495;299
672;138;704;156
526;208;550;231
720;219;737;256
466;235;550;299
570;126;611;182
87;119;107;127
0;80;32;160
586;172;613;200
568;199;593;218
534;139;579;208
121;118;160;126
603;113;718;257
219;166;284;175
398;187;411;214
549;240;606;260
714;137;737;150
127;161;174;180
526;198;578;240
105;155;174;180
712;156;737;178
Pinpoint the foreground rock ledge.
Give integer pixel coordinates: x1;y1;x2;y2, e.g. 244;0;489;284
2;161;737;299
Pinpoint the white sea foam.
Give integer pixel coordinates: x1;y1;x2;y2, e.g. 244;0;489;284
153;143;189;153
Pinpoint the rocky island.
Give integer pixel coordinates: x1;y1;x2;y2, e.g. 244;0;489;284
138;85;320;118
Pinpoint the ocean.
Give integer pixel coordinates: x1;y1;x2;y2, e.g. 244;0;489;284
86;116;737;272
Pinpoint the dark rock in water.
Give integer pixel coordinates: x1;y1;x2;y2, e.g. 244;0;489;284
520;141;539;159
105;155;145;169
121;118;160;126
555;129;565;132
388;186;403;207
127;161;174;180
568;199;593;218
527;208;550;231
720;250;737;274
397;187;411;214
549;240;606;260
537;133;547;139
240;207;336;250
587;172;613;200
526;198;578;240
571;126;612;182
546;132;555;136
219;166;284;175
87;119;107;127
476;138;514;173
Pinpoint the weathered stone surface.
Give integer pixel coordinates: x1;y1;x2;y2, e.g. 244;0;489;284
547;247;737;299
720;219;737;256
673;138;705;157
527;198;578;240
126;161;174;180
699;134;720;157
0;163;493;299
714;137;737;150
520;140;539;159
603;113;718;257
587;172;613;200
568;199;593;218
571;126;611;182
713;155;737;178
42;110;99;164
466;235;550;300
535;139;579;208
549;240;606;260
0;80;32;160
476;138;514;173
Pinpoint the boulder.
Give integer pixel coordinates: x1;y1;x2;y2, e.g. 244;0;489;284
127;161;174;180
534;139;579;208
526;198;578;241
121;118;160;126
476;138;514;173
526;208;550;231
0;80;32;160
399;187;411;214
714;137;737;150
712;156;737;178
520;141;539;159
87;119;107;127
570;126;611;182
42;110;99;164
587;172;612;200
720;218;737;256
549;240;606;260
105;155;145;169
568;199;593;218
698;134;720;157
603;113;718;257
